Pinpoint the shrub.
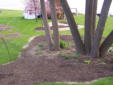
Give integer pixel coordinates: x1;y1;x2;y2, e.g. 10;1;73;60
58;52;62;56
84;60;91;64
112;44;113;47
60;40;68;49
38;43;44;47
64;56;70;60
72;54;81;59
108;47;113;52
100;62;106;65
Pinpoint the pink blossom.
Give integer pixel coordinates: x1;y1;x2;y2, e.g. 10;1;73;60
0;24;22;40
7;33;22;38
24;0;40;15
0;27;12;31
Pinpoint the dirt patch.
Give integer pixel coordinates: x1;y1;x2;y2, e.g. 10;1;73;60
59;21;68;24
0;35;113;85
35;25;69;31
35;22;69;31
35;22;84;31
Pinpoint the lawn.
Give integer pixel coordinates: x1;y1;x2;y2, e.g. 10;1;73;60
59;14;113;37
0;10;44;64
39;77;113;85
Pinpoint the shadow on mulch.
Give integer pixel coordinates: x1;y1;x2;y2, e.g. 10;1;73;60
0;35;113;85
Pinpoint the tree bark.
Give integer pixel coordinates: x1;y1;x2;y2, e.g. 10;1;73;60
100;30;113;57
60;0;85;54
84;0;95;55
49;0;60;50
91;0;98;40
90;0;112;57
40;0;54;50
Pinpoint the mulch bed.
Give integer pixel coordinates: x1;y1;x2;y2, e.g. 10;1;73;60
0;35;113;85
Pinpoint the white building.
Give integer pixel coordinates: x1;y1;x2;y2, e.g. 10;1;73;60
0;0;113;14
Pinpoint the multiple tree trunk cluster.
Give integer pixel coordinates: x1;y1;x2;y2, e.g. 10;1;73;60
40;0;113;58
40;0;60;51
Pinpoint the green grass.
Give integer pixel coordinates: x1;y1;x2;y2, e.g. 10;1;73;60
75;15;113;37
0;10;44;64
39;83;68;85
60;14;113;37
39;77;113;85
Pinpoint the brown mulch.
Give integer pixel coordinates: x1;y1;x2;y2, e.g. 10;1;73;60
0;35;113;85
35;25;69;31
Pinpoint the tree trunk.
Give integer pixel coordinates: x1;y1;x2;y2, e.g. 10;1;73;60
49;0;60;50
60;0;85;54
90;0;112;57
85;0;97;55
100;30;113;57
91;0;98;40
40;0;54;50
84;0;95;55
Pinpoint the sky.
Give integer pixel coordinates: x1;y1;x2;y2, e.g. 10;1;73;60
67;0;113;14
0;0;113;14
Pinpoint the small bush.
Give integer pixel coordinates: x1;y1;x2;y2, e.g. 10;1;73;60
100;41;103;45
58;53;62;56
100;62;106;65
38;43;44;47
60;40;68;49
84;60;91;64
64;56;70;60
112;44;113;47
72;54;81;59
108;47;113;52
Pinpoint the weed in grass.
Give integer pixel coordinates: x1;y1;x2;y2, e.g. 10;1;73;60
60;40;68;49
72;54;81;59
64;56;70;60
84;60;91;64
